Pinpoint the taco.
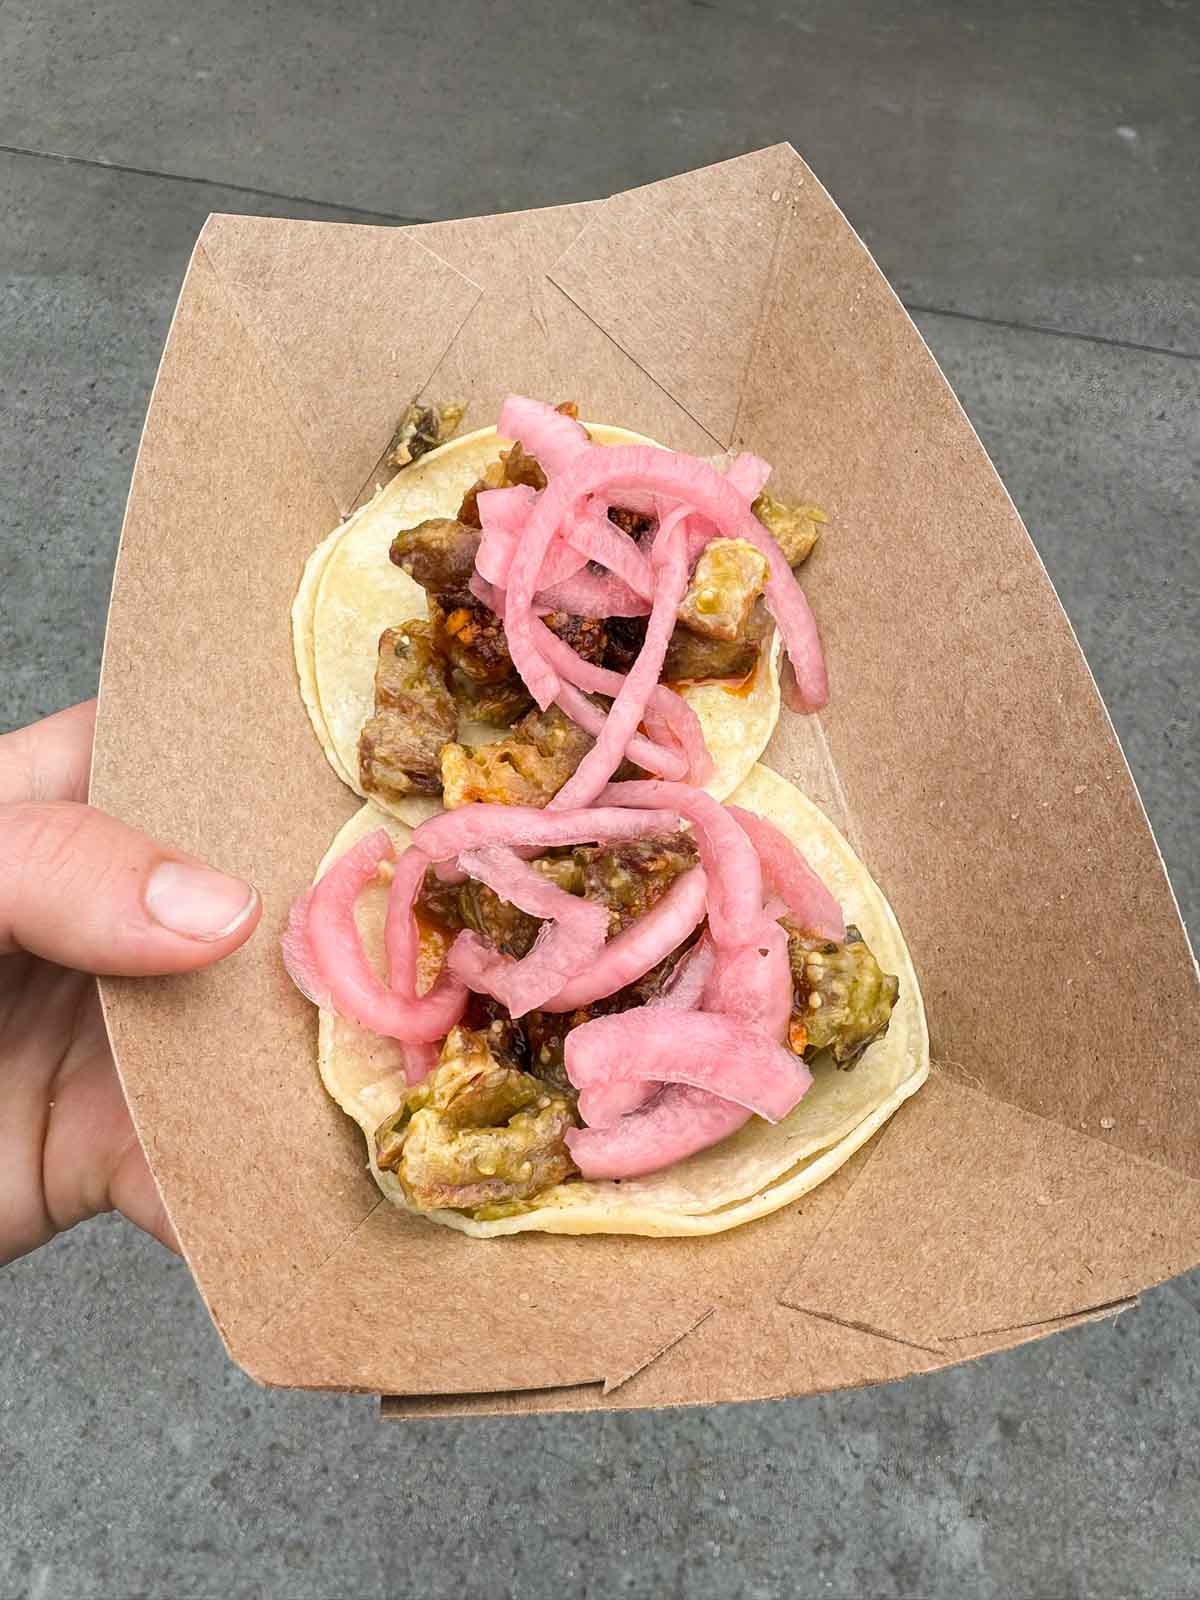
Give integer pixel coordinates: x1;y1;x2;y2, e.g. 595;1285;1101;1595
283;765;927;1237
293;398;829;824
285;396;926;1236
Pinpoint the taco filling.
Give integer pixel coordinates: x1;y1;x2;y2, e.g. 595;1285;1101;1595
355;396;827;810
289;397;928;1238
284;779;900;1219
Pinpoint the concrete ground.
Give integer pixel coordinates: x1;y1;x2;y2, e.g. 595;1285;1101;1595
1;1;1197;1594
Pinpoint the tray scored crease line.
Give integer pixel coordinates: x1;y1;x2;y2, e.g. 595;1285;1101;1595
543;203;752;450
193;237;348;513
778;1068;1200;1348
342;223;491;511
246;1192;386;1345
234;1190;711;1397
200;221;484;516
602;1305;717;1396
923;1065;1200;1186
545;277;729;451
728;145;801;451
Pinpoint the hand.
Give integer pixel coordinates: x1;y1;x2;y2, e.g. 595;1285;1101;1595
0;702;260;1265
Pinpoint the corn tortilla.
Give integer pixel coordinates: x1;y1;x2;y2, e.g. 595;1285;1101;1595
312;763;928;1237
293;424;782;824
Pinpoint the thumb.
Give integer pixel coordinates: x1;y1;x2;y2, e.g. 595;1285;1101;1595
0;801;260;975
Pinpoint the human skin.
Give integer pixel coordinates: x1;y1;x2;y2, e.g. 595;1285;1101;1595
0;701;260;1265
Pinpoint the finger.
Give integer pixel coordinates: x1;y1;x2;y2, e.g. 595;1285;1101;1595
110;1143;180;1255
0;700;96;807
0;800;260;975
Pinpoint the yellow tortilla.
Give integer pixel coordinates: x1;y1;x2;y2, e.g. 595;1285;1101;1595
314;763;929;1237
293;424;782;824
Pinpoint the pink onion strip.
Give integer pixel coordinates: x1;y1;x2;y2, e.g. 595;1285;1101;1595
280;888;331;1010
541;865;708;1013
701;920;793;1044
567;1085;754;1178
299;830;466;1043
531;618;714;784
724;805;845;942
554;682;686;781
504;444;826;713
535;568;651;619
549;511;690;809
497;394;590;477
598;781;763;946
564;509;655;598
565;1009;809;1122
575;931;716;1127
445;846;609;1017
414;803;685;882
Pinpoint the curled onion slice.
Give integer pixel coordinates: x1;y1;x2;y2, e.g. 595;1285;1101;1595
567;1085;753;1176
565;1009;809;1123
598;781;763;946
445;846;609;1017
725;805;845;942
550;511;690;808
541;865;708;1013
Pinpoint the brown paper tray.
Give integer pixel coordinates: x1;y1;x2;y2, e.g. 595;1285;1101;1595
92;146;1200;1415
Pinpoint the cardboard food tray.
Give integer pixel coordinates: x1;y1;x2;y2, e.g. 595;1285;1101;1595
92;145;1200;1418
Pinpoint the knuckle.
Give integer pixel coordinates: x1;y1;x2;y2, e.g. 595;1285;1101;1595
0;802;114;909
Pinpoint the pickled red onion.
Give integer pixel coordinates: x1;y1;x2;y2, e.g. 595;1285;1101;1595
652;934;716;1011
598;781;763;946
574;932;716;1126
554;682;687;781
550;511;690;808
497;394;590;477
445;846;609;1016
413;802;684;864
503;443;827;713
563;509;655;599
701;919;793;1043
567;1085;753;1178
531;619;713;785
280;888;330;1010
724;805;845;942
541;865;708;1012
296;830;467;1043
534;568;651;619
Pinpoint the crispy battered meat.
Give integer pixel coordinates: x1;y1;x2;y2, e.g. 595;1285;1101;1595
419;837;697;950
434;598;515;684
575;835;700;934
374;1025;578;1212
677;539;769;643
603;613;649;674
384;401;466;470
449;670;534;728
440;704;594;809
610;593;770;684
543;610;607;666
358;622;457;802
389;518;481;595
784;921;899;1066
752;491;827;566
435;600;606;690
662;619;764;684
418;855;583;959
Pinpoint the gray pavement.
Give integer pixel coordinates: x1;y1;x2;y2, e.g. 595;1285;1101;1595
1;2;1197;1595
